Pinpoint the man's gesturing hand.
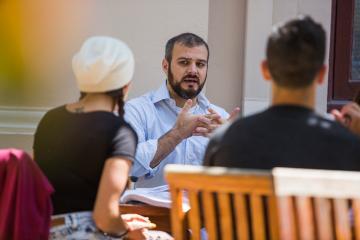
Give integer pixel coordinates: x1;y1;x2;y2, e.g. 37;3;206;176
150;99;211;168
193;107;240;137
173;99;211;139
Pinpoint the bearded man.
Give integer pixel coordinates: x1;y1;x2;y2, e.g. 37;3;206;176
124;33;239;188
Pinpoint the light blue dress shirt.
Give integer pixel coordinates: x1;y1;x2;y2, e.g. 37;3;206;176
124;82;229;188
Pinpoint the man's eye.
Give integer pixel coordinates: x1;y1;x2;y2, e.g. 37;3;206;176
197;62;206;68
179;61;188;65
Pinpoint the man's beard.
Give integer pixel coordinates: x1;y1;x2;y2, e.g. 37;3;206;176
167;65;206;100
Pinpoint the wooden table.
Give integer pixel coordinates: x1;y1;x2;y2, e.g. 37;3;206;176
119;203;171;233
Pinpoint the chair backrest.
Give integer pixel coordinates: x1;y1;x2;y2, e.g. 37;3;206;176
0;148;54;240
273;167;360;240
166;165;360;240
165;164;279;240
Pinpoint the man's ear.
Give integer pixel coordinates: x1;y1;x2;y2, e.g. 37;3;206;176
261;60;272;81
162;58;169;75
316;65;327;85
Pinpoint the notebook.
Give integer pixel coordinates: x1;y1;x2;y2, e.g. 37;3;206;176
120;185;190;211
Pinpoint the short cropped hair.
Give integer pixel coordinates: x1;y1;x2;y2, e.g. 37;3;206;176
266;16;326;88
165;33;209;63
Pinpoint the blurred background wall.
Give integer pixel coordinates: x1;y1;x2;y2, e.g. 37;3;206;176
0;0;332;153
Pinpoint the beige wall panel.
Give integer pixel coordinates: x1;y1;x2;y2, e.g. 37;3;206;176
272;0;298;23
297;0;332;113
0;135;33;154
243;0;273;115
207;0;246;113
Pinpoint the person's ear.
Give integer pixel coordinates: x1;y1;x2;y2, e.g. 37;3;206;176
316;65;327;85
162;58;169;75
123;83;131;93
261;60;272;81
122;83;131;100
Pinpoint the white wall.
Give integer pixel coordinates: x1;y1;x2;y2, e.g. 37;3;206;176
0;0;209;153
0;0;334;152
243;0;332;116
243;0;273;116
16;0;209;107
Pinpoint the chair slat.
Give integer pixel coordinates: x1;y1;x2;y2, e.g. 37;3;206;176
170;188;185;240
218;192;234;240
277;196;297;240
165;165;272;194
168;166;360;240
188;190;202;240
314;198;333;240
250;194;266;240
295;196;315;240
333;198;352;240
234;193;249;240
202;191;217;240
267;195;279;240
353;199;360;240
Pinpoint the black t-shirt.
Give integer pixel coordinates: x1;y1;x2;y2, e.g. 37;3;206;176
33;106;137;214
204;105;360;170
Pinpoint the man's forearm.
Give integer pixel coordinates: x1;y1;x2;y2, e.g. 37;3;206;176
150;128;183;168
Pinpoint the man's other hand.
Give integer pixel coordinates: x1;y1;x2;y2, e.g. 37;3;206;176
331;102;360;136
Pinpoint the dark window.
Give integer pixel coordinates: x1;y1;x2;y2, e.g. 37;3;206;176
328;0;360;111
352;0;360;79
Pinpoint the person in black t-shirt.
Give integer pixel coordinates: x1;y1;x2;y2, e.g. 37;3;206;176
34;36;155;239
204;16;360;170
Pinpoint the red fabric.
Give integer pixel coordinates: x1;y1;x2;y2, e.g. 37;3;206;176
0;148;54;240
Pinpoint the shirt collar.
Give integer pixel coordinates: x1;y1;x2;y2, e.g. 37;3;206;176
151;81;171;103
151;81;211;110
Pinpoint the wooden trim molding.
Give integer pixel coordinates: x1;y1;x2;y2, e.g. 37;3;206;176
328;0;360;110
0;106;47;135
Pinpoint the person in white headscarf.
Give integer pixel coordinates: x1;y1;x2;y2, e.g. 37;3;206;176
34;36;155;239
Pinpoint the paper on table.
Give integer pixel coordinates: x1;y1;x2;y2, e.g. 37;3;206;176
147;230;174;240
120;185;190;212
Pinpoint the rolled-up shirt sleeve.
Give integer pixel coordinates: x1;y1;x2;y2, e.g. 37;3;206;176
124;101;159;178
132;139;158;177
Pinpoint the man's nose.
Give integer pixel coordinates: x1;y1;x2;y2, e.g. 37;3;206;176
187;62;198;74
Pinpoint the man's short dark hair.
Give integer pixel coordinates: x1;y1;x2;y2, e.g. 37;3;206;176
165;33;209;63
266;16;326;88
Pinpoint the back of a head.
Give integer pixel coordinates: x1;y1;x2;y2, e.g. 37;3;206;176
72;36;134;93
266;16;326;88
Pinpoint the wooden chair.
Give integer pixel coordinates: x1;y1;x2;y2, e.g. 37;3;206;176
165;165;360;240
273;167;360;240
165;164;279;240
